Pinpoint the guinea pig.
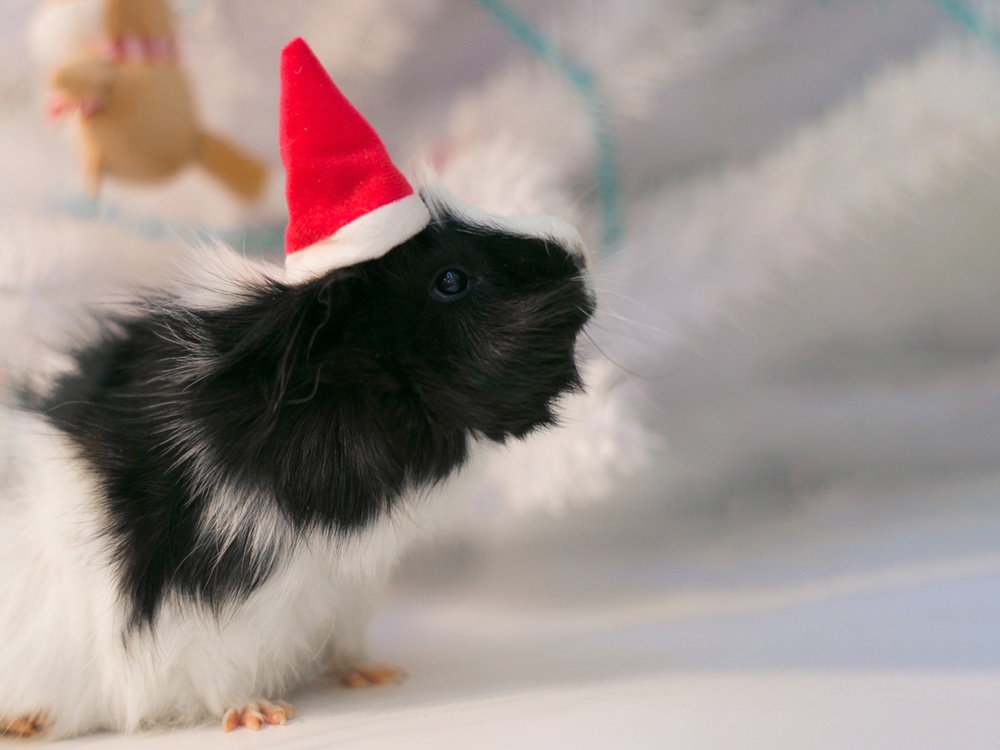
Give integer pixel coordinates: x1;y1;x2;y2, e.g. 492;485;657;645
0;39;594;739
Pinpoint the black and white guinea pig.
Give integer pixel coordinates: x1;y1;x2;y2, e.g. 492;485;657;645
0;189;594;738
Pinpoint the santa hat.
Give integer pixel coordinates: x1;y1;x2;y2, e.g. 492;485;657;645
280;37;430;279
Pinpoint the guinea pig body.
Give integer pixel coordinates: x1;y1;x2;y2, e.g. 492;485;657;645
0;194;593;737
0;417;441;735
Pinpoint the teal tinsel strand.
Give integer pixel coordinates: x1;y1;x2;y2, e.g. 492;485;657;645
64;195;284;256
933;0;1000;55
814;0;1000;57
473;0;623;250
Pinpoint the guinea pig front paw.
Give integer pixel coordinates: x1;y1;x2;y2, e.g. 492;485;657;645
221;700;295;732
332;664;407;689
0;713;46;738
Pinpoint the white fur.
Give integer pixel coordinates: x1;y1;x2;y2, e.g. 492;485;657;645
169;240;283;311
0;395;484;737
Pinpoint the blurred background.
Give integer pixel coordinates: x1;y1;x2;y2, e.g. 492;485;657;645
2;1;999;747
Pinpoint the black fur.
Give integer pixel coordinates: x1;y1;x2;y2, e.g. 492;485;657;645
36;210;594;627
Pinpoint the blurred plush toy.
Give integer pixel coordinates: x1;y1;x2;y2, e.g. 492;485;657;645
34;0;267;201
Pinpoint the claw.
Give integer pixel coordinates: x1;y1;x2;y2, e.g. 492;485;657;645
221;700;295;732
0;714;45;738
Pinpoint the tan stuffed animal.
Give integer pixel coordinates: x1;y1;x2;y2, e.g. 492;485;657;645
41;0;267;201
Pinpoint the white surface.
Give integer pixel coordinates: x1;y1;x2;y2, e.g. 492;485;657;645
50;675;1000;749
45;473;1000;748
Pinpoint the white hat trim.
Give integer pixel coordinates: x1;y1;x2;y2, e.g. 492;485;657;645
285;193;431;283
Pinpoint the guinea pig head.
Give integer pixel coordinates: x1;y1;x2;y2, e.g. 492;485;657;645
276;37;594;444
186;38;595;530
302;193;595;442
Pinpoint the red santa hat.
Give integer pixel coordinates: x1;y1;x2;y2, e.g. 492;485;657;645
280;37;430;279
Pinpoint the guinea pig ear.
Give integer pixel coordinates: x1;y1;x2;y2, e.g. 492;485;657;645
210;275;355;409
279;38;429;282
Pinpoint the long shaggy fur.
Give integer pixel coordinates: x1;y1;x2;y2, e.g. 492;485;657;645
0;199;593;737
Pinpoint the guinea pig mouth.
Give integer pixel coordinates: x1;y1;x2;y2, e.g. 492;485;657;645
479;344;588;441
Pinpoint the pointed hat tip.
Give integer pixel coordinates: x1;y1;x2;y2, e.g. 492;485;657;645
281;36;321;76
282;36;309;58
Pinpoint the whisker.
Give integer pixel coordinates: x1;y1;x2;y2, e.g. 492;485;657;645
594;308;679;339
581;329;675;382
584;322;672;351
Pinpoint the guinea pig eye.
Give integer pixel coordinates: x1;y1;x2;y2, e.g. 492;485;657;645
432;268;470;300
